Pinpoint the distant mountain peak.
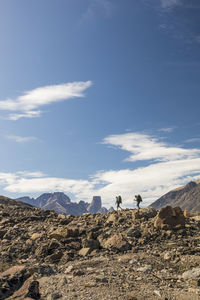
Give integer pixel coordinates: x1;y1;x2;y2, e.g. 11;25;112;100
151;180;200;211
15;192;110;216
184;181;197;190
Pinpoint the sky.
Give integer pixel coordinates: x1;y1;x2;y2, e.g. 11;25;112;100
0;0;200;208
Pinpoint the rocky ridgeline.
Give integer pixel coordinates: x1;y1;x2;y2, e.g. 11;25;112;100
1;202;200;299
16;193;113;216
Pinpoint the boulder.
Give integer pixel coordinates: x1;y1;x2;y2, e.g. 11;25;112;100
47;250;63;263
132;206;157;221
127;227;141;238
182;268;200;280
0;266;31;299
49;227;79;241
154;206;185;229
7;276;40;299
78;248;92;256
101;234;132;252
82;238;100;250
30;233;43;241
183;210;200;218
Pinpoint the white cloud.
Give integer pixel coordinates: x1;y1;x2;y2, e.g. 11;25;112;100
4;175;95;198
0;81;92;120
93;158;200;205
6;135;38;143
16;171;46;178
185;138;200;143
103;132;200;162
0;172;18;186
7;111;42;121
1;132;200;208
159;127;175;133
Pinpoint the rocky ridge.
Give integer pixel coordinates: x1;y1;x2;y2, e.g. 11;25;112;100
151;181;200;211
1;199;200;299
16;193;112;216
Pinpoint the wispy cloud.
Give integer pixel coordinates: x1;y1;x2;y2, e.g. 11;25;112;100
8;111;42;121
185;138;200;144
158;127;175;133
0;81;92;120
103;132;200;162
1;132;200;207
6;135;39;143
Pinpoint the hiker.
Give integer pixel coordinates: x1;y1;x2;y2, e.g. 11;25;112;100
116;195;122;210
134;194;142;210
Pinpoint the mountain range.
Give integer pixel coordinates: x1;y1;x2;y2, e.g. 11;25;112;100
151;180;200;211
15;192;113;215
0;179;198;215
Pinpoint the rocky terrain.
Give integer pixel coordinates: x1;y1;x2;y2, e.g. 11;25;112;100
151;181;200;211
16;193;113;216
1;196;200;299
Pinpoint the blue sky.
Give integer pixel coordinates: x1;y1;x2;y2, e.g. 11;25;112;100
0;0;200;208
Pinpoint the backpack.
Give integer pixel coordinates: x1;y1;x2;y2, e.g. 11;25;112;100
118;195;122;204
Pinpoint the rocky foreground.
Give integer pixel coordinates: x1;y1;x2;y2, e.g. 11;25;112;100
1;201;200;299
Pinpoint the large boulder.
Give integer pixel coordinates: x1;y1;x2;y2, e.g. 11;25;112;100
101;234;132;252
0;266;31;299
154;206;185;229
7;276;40;300
49;227;79;241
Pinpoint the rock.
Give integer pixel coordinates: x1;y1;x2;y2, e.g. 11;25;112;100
0;266;31;299
49;227;79;241
48;239;62;253
73;270;85;276
29;265;55;276
47;250;63;263
78;248;92;256
67;241;81;250
191;216;200;221
101;234;132;252
154;206;185;229
7;276;40;299
2;193;200;299
132;206;157;220
82;238;100;250
137;265;152;272
95;276;108;283
30;233;43;240
126;293;138;300
127;227;141;238
64;265;73;273
189;279;200;287
153;290;161;297
106;213;118;224
163;252;173;261
47;293;62;300
0;230;6;239
35;244;48;258
182;268;200;280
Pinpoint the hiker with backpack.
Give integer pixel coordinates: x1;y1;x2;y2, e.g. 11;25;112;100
134;194;142;210
116;195;122;210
